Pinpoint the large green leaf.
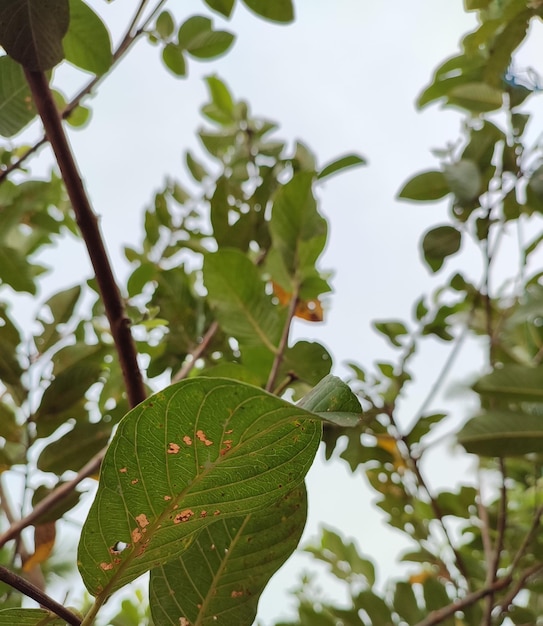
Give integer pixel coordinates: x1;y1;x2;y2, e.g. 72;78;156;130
0;245;38;293
0;609;66;625
0;0;69;70
458;411;543;456
78;378;321;596
150;485;307;626
447;82;503;112
63;0;112;75
269;172;327;282
0;56;37;137
442;159;481;203
241;0;294;23
203;249;285;351
473;364;543;402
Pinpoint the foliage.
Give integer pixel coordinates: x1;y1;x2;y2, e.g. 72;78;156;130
1;1;543;626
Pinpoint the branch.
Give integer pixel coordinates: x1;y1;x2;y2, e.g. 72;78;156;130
414;576;511;626
496;563;543;614
0;565;81;625
0;448;105;549
24;69;146;409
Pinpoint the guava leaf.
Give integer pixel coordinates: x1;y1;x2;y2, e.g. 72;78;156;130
78;378;321;596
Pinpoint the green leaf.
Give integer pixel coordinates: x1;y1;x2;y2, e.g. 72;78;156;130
394;581;423;624
204;248;284;351
269;172;327;280
203;74;235;124
155;10;175;40
37;420;111;474
203;0;235;18
317;153;366;180
35;359;103;427
0;245;38;293
0;56;37;137
186;150;208;181
280;341;333;387
405;413;447;446
447;82;503;112
0;0;69;70
36;285;81;353
421;225;462;272
373;320;409;347
78;378;321;595
0;608;67;625
398;171;449;202
150;485;307;626
473;364;543;402
458;411;543;456
241;0;294;23
443;159;481;203
162;43;186;77
178;16;235;60
355;590;392;624
63;0;112;75
298;374;363;427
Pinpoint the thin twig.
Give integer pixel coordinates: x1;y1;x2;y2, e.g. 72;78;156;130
0;448;105;549
483;459;507;623
0;565;81;625
24;69;146;409
265;286;299;392
496;563;543;614
171;321;220;383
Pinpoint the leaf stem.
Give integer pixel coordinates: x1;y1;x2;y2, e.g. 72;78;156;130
265;286;299;392
0;564;81;625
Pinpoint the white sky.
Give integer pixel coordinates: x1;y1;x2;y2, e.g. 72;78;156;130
7;1;543;624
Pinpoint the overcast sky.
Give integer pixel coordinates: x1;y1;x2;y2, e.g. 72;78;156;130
9;1;543;623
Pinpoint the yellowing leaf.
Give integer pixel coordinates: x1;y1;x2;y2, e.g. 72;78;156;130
272;282;324;322
375;434;406;470
409;570;432;585
23;521;56;571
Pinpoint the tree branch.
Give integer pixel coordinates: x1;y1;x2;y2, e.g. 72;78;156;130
171;321;219;383
24;69;146;409
0;565;81;625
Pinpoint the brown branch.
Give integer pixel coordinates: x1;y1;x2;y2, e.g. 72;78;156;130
0;564;81;625
0;448;105;549
496;563;543;614
171;321;219;383
24;69;146;409
415;576;511;626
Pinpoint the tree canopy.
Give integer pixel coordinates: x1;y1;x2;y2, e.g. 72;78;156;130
0;1;543;625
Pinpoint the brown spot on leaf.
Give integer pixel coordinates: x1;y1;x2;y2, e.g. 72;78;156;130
231;590;244;598
200;510;207;518
136;513;149;528
179;618;190;626
119;467;127;473
167;442;180;454
132;528;142;543
220;439;233;456
196;430;213;446
174;509;194;523
213;510;220;516
131;478;139;485
225;428;233;434
164;495;172;501
183;435;192;446
100;562;113;571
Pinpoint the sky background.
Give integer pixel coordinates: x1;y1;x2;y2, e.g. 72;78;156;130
7;1;543;623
